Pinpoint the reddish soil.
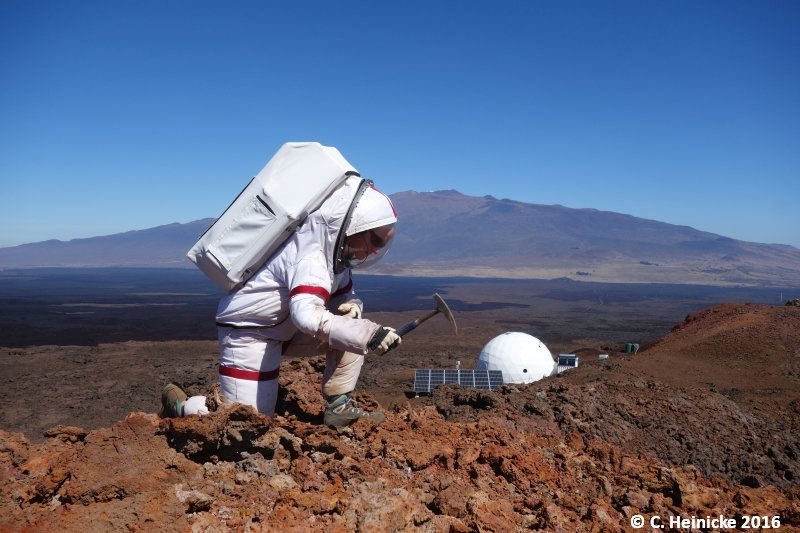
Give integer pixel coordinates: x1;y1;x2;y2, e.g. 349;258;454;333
1;303;800;531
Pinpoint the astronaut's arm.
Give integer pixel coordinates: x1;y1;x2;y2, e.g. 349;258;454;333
290;293;380;354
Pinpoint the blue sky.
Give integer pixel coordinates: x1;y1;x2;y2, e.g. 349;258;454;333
1;0;798;248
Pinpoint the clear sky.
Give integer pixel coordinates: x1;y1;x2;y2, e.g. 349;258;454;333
1;0;798;248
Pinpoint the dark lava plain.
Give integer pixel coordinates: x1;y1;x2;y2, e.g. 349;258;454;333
0;268;794;348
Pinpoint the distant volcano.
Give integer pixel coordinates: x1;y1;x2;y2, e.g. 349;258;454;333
1;190;799;287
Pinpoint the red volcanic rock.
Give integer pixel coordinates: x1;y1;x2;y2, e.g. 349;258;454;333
3;377;798;531
1;303;800;531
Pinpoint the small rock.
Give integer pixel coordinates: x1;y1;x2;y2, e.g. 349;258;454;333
42;426;88;443
624;490;649;510
175;488;213;513
310;451;329;463
234;472;254;485
588;503;614;524
268;474;298;491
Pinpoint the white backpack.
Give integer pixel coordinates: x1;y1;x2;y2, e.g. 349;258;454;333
187;142;358;292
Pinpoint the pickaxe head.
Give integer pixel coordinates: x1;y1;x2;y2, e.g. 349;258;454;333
433;293;458;335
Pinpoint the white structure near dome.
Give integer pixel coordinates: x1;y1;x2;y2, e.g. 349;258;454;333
557;353;580;374
476;332;557;384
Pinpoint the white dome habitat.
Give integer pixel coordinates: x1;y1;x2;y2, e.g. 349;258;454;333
476;332;556;384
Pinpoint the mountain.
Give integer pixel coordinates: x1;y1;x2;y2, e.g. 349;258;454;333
0;220;214;269
1;190;799;286
380;190;800;286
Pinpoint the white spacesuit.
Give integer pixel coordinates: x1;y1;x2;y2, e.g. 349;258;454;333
213;175;399;425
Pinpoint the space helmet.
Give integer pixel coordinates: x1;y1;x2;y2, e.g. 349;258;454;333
334;182;398;272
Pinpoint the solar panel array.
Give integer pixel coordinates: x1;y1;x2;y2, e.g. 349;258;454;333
413;369;504;394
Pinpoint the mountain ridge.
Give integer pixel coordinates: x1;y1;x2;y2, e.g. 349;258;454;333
1;190;799;287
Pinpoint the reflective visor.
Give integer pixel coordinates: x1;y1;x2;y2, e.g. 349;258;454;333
344;225;395;270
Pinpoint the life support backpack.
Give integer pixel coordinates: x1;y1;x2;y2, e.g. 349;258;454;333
187;142;359;292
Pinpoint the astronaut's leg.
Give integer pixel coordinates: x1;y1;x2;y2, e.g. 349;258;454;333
280;332;383;426
321;349;364;398
321;348;385;427
217;328;281;415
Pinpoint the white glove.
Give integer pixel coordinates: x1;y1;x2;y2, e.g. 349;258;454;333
183;395;209;416
368;327;402;355
337;301;362;319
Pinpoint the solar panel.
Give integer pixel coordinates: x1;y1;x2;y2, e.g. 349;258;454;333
413;369;504;394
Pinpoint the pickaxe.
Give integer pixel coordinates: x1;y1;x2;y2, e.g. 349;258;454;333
396;293;458;337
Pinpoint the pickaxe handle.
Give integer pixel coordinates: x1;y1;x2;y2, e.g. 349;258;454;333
396;309;440;337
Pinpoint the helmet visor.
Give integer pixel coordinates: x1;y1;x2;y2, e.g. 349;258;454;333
344;225;395;270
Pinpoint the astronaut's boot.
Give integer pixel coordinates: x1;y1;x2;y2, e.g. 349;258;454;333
159;383;188;418
323;393;385;428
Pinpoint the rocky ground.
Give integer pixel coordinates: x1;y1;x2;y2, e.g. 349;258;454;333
1;302;799;531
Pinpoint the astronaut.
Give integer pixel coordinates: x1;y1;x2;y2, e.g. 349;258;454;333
162;176;400;427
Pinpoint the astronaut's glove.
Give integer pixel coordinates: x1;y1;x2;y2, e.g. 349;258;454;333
367;327;402;355
337;301;362;319
183;395;209;416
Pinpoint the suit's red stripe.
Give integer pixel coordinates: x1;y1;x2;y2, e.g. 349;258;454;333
289;285;330;301
219;366;279;381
